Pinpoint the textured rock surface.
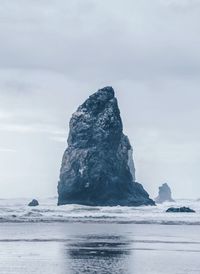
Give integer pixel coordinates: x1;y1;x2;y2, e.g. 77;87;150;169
128;147;136;182
166;207;195;213
155;183;175;204
28;199;39;207
58;87;155;206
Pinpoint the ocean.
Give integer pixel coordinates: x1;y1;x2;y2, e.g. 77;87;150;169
0;198;200;273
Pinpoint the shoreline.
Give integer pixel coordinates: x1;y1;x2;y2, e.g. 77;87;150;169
0;223;200;274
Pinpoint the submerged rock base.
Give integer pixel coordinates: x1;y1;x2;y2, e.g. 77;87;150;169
166;207;195;213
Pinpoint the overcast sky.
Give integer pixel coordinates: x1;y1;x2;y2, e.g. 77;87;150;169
0;0;200;199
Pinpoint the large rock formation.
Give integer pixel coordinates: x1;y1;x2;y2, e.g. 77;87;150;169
155;183;175;204
57;87;155;206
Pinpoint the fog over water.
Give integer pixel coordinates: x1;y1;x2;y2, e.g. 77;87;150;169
0;0;200;198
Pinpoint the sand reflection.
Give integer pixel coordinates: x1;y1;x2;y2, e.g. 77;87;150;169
65;234;132;274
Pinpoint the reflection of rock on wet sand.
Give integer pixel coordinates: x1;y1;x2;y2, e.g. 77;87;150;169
66;235;132;274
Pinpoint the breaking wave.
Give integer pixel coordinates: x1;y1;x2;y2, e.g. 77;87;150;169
0;197;200;225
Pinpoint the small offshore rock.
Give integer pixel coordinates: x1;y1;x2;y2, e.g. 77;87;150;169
166;207;195;213
28;199;39;207
155;183;175;204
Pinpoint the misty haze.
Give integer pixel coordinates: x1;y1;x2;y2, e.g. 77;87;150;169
0;1;200;274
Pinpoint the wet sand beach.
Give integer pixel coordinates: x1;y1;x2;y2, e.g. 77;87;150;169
0;223;200;274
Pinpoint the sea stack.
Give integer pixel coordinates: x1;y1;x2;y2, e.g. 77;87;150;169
155;183;175;204
57;87;155;206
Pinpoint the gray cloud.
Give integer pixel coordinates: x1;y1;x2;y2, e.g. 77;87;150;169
0;148;17;153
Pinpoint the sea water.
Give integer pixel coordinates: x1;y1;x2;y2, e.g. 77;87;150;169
0;198;200;274
0;197;200;224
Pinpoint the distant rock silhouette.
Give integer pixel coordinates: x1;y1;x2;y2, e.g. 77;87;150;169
166;207;195;213
28;199;39;207
155;183;175;204
57;87;155;206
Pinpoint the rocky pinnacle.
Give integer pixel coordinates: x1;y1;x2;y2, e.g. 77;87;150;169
57;87;155;206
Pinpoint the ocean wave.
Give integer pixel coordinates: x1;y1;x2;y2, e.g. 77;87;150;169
0;198;200;225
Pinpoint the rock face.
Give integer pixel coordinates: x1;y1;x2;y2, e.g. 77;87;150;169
128;147;136;182
155;183;175;204
57;87;155;206
166;207;195;213
28;199;39;207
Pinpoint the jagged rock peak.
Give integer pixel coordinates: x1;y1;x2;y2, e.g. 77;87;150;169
68;86;122;150
77;86;115;116
58;87;155;206
85;86;115;103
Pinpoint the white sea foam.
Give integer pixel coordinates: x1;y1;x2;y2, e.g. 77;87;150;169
0;198;200;224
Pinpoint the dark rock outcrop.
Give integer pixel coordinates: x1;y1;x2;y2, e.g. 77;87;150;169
166;207;195;213
28;199;39;207
57;87;155;206
155;183;175;204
